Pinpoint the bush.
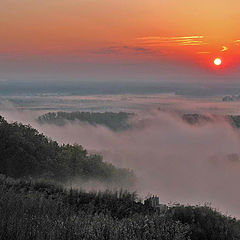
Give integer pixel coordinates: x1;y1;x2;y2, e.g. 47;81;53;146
167;205;240;240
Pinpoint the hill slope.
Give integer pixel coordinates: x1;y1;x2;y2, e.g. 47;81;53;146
0;116;135;188
1;175;240;240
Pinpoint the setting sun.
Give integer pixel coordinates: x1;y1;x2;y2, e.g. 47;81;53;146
214;58;222;66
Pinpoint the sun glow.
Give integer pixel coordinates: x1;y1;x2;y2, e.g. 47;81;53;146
214;58;222;66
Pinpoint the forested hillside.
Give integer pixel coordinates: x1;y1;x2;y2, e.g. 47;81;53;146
0;116;135;188
37;111;133;131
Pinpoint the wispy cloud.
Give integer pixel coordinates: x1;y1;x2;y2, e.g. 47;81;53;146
136;36;206;47
197;51;210;54
94;46;121;55
221;46;228;52
93;45;154;55
234;40;240;45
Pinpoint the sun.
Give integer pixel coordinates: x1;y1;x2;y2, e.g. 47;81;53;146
214;58;222;66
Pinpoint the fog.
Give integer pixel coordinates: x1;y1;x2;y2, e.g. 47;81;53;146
1;103;240;217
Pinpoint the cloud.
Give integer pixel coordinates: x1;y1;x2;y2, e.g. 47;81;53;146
197;51;210;54
234;40;240;46
136;36;207;47
221;46;228;52
94;45;155;55
93;46;121;55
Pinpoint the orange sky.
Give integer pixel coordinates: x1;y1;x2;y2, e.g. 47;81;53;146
1;0;240;71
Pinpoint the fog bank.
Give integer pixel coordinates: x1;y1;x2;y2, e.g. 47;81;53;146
2;107;240;217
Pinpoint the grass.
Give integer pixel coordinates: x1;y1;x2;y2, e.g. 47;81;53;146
0;175;190;240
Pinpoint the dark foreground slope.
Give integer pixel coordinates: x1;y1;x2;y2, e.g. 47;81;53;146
0;176;190;240
0;116;135;188
0;176;240;240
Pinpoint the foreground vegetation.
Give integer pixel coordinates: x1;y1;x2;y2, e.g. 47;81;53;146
0;116;135;188
0;175;240;240
0;176;190;240
37;111;133;131
1;115;240;239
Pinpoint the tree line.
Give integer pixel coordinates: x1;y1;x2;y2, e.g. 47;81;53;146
37;111;133;131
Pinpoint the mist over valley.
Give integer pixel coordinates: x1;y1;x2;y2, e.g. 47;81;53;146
1;93;240;219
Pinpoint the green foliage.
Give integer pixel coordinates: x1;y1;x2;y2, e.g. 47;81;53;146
0;176;190;240
228;115;240;128
182;113;240;129
166;205;240;240
37;111;133;131
0;175;150;219
0;116;135;187
182;114;211;125
0;175;240;240
1;115;240;239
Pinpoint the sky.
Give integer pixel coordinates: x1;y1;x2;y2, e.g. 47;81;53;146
1;0;240;83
